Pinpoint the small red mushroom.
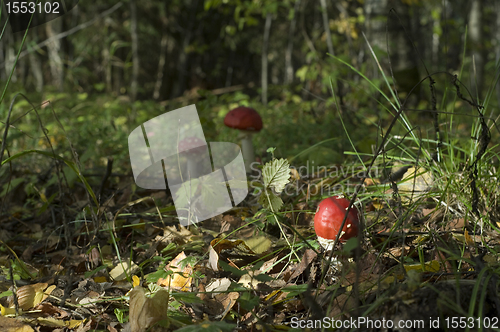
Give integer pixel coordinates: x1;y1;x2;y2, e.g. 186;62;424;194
224;106;263;173
314;196;360;251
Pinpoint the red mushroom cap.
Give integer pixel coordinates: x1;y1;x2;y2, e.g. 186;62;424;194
224;107;263;132
314;196;360;248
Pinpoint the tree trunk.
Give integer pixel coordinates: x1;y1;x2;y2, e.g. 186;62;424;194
4;32;18;83
432;6;440;70
153;34;168;100
171;0;198;98
103;46;112;94
46;19;64;90
28;48;43;92
285;0;300;84
364;0;418;97
261;13;272;106
468;0;483;98
0;37;5;81
363;0;387;78
320;0;334;56
153;3;169;100
130;0;139;103
113;59;122;95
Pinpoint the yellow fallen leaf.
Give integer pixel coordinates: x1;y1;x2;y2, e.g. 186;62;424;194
245;236;272;254
404;260;440;273
36;317;83;329
93;276;107;283
109;260;139;281
66;319;84;329
132;275;141;287
363;177;380;186
158;252;192;291
0;304;17;316
464;229;474;245
265;289;281;303
210;239;255;255
36;317;66;327
371;198;384;210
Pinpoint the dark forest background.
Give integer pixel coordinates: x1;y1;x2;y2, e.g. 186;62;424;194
4;0;495;99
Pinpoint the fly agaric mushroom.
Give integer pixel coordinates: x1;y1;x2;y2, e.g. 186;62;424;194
178;137;208;179
224;106;263;173
314;196;360;251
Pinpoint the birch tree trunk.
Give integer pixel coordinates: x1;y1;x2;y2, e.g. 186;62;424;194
261;13;272;106
284;0;300;84
28;48;43;92
4;31;18;83
130;0;139;103
171;0;198;98
0;36;5;82
320;0;334;56
153;34;168;100
364;0;418;97
103;46;112;94
153;3;168;100
469;0;483;98
46;19;64;90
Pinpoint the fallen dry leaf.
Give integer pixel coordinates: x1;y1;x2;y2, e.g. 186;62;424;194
464;229;474;246
370;198;385;210
36;316;84;328
210;238;255;256
387;245;412;259
404;260;440;274
0;316;33;332
155;225;194;246
157;251;192;291
109;261;139;281
244;236;272;254
33;302;69;319
0;305;18;316
283;249;317;282
446;218;466;231
238;271;261;289
205;278;231;295
11;283;55;310
129;286;170;332
205;292;239;318
208;245;219;271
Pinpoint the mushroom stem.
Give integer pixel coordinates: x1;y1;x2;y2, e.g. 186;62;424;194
240;132;255;173
185;158;198;180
